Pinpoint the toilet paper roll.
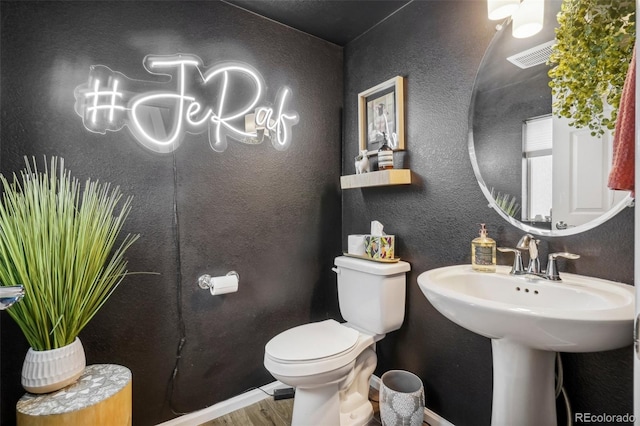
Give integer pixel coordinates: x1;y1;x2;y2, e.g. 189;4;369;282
348;234;366;255
209;274;239;296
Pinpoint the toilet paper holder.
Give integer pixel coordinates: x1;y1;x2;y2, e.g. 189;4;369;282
198;271;239;296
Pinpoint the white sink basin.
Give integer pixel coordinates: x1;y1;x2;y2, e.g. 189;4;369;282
417;264;635;426
418;264;634;352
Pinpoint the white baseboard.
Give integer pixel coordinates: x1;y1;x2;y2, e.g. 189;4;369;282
159;376;455;426
157;381;288;426
369;375;455;426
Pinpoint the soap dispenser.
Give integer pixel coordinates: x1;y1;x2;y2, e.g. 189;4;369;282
471;223;496;272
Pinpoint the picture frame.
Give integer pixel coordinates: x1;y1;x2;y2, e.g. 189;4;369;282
358;76;405;155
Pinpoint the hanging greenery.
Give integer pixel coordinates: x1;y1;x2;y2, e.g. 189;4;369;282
548;0;635;136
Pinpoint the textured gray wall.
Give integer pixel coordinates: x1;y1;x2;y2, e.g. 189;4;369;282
0;2;342;424
343;1;633;425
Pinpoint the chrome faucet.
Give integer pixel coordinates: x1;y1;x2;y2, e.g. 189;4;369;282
516;233;540;274
500;235;580;281
0;285;25;310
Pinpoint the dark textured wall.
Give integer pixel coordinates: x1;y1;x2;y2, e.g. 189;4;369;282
343;1;633;425
0;2;342;424
1;1;634;426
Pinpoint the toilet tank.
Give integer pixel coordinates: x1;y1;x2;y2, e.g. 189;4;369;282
333;256;411;335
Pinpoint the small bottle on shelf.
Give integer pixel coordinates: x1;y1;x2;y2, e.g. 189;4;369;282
377;132;394;170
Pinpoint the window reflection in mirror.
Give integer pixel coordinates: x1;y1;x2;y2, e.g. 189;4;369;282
522;115;552;227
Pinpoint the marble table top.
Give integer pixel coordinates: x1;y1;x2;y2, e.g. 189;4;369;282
17;364;131;416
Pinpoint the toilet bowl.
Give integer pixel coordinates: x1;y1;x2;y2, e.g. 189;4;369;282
263;256;411;426
264;319;380;426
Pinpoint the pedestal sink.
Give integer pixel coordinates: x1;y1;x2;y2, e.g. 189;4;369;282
417;265;634;426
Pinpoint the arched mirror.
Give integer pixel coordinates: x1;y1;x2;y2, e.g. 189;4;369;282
469;0;634;237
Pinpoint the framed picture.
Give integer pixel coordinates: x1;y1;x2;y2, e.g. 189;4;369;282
358;76;405;155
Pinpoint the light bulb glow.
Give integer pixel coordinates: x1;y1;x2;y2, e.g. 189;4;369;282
487;0;520;20
186;102;212;127
254;88;299;150
85;78;126;125
74;54;299;154
204;65;265;152
149;59;200;68
512;0;544;38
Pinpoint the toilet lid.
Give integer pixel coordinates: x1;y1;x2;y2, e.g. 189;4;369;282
265;319;359;362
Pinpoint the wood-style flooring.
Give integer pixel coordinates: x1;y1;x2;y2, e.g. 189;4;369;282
201;397;295;426
201;388;384;426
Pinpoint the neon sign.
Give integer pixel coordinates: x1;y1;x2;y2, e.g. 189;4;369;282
74;54;299;153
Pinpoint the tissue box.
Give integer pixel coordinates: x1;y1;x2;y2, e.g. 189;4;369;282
364;235;395;260
348;235;366;255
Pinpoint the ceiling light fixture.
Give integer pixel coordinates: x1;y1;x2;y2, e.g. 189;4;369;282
512;0;544;38
487;0;520;20
487;0;544;39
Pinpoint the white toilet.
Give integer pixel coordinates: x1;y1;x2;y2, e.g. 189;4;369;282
264;255;411;426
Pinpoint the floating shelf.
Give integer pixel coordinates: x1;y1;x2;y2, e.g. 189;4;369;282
340;169;412;189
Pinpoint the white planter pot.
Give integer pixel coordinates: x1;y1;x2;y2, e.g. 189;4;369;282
21;337;86;394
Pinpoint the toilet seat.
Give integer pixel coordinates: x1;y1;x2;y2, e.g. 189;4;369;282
266;319;359;361
264;319;372;377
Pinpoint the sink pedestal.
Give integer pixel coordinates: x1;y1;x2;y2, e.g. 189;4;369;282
418;265;635;426
491;339;556;426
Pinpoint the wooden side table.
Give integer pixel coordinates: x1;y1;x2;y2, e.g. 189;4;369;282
16;364;132;426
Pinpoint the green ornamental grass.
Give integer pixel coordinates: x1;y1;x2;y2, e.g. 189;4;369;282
490;188;521;219
0;157;139;351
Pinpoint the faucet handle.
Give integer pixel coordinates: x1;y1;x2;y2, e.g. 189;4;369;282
498;247;525;275
545;252;580;281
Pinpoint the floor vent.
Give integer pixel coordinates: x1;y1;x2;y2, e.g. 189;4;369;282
507;40;555;69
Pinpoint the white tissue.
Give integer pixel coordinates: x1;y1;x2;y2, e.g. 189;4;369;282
348;235;366;255
370;220;385;236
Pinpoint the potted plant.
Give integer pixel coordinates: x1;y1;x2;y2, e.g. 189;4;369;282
0;157;139;393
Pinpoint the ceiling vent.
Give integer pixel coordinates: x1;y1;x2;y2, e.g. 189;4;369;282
507;40;555;69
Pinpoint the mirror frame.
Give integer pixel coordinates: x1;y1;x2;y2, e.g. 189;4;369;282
468;22;634;237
